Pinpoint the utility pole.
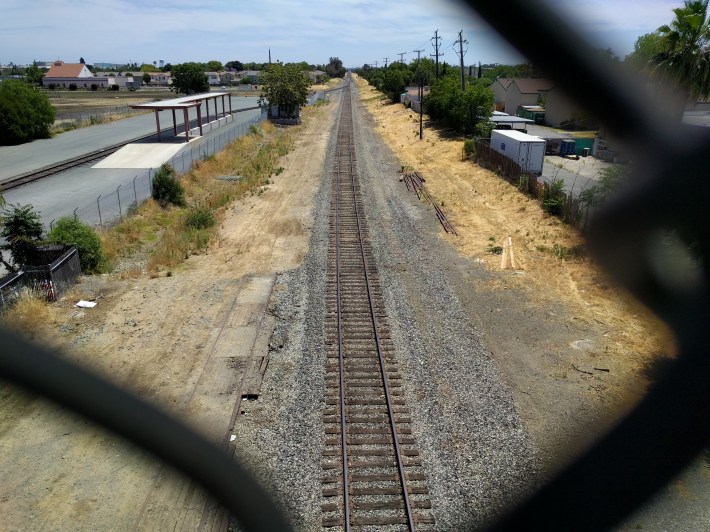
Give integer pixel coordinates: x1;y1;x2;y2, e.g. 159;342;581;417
454;30;468;91
373;60;379;69
414;49;425;140
430;29;443;81
383;57;389;70
397;52;407;64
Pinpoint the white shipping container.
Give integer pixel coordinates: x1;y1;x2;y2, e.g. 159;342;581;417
490;130;546;174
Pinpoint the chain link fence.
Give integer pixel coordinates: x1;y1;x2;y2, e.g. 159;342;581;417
53;110;267;230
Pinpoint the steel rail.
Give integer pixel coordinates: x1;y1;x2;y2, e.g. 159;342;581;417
346;104;416;531
334;88;352;532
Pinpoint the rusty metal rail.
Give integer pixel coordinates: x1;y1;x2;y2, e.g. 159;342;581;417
321;79;435;530
401;171;457;236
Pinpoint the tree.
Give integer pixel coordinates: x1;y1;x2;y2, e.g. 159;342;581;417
142;72;151;84
258;63;311;119
79;57;85;64
325;57;346;78
140;63;159;72
627;1;710;101
206;60;223;72
47;217;108;273
24;64;45;86
379;62;413;102
0;79;55;145
424;76;494;134
161;62;172;73
171;62;209;95
225;60;244;71
0;204;44;271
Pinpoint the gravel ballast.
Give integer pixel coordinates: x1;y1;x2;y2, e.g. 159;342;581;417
232;84;540;531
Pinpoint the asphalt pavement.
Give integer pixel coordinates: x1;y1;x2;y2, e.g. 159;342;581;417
1;96;262;230
0;95;260;182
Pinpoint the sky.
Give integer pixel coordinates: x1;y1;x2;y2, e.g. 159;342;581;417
0;0;685;68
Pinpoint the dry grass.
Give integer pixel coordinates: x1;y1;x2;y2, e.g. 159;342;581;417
354;74;675;374
100;117;298;275
1;289;52;338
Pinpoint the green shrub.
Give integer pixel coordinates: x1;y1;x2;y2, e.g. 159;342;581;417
151;164;186;207
463;138;476;159
542;179;566;216
47;217;108;273
0;80;55;145
0;203;44;270
68;83;77;91
111;84;119;91
90;84;98;91
184;207;215;229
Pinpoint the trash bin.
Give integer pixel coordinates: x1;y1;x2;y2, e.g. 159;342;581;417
582;147;590;157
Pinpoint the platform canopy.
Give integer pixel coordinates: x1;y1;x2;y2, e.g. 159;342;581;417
131;92;233;142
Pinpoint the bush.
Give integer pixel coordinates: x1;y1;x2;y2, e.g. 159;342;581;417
151;164;186;207
542;179;566;215
47;217;108;273
184;207;216;229
463;138;476;159
111;84;119;91
90;84;98;91
0;203;44;270
68;83;77;91
0;80;55;145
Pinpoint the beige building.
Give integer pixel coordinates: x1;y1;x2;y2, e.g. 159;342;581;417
44;60;111;88
504;78;554;115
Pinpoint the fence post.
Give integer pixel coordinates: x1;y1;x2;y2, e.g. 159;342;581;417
133;175;138;205
73;207;78;220
148;169;153;190
117;185;123;222
97;195;103;228
50;219;55;230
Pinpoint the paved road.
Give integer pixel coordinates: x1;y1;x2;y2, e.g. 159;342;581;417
0;96;260;182
2;98;263;230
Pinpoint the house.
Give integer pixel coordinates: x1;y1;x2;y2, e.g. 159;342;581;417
490;78;512;111
503;78;554;115
205;72;221;86
309;70;327;84
148;72;171;86
544;86;597;129
220;71;239;85
400;85;430;112
95;72;139;89
237;70;260;84
43;60;111;89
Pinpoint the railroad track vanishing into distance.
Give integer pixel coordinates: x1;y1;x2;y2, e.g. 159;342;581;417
321;80;436;530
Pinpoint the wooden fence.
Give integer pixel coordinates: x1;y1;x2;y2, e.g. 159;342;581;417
473;140;589;230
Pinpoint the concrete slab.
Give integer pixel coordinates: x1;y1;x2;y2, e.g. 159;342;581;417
92;141;194;169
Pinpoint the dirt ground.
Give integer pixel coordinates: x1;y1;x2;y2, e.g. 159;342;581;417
0;98;337;529
0;78;685;529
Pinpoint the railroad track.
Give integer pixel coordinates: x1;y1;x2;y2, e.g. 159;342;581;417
321;80;436;530
0;141;134;192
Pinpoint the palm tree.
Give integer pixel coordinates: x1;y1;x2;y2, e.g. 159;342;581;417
654;0;710;100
